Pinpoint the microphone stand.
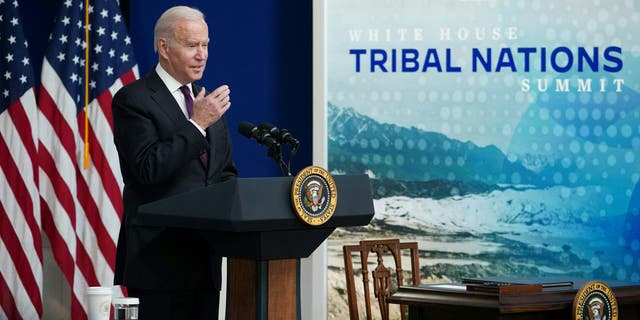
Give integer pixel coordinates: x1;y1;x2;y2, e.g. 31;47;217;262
286;141;299;174
267;145;291;176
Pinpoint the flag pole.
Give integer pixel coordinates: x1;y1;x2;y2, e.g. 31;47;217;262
83;0;90;169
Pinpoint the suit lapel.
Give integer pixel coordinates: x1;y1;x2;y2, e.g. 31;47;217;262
145;69;185;127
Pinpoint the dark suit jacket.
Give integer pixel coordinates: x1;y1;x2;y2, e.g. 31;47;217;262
111;69;237;291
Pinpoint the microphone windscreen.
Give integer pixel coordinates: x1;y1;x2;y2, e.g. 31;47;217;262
258;122;276;131
238;121;256;138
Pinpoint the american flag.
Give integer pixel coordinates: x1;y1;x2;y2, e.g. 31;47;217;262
0;0;43;319
38;0;137;318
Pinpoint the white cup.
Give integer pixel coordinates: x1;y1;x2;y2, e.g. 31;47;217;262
86;286;113;320
112;297;139;320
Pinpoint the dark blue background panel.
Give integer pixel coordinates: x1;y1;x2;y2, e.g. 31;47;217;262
22;0;313;178
127;1;313;177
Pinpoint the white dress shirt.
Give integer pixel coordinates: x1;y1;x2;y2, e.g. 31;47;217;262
155;64;206;136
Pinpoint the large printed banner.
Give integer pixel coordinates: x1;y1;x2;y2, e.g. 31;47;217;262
326;1;639;313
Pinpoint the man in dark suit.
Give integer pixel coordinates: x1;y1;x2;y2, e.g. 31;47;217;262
111;5;236;319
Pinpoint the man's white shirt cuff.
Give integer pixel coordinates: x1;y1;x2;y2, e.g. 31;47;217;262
189;119;207;136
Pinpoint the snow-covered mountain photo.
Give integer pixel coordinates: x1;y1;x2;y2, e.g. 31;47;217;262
325;103;640;318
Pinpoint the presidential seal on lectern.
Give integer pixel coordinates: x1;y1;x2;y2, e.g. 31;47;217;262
573;281;618;320
291;166;337;226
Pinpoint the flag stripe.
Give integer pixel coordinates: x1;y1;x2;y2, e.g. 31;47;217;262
0;204;42;316
74;164;116;273
0;259;21;320
0;110;41;259
0;220;40;320
0;134;42;279
75;233;100;287
38;86;82;167
79;103;123;227
0;126;42;258
40;196;75;285
7;91;39;178
39;139;78;231
70;290;88;320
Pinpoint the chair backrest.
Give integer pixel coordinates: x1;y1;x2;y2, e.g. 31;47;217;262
343;239;420;320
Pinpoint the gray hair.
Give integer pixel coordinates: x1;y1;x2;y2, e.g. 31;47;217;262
153;6;205;52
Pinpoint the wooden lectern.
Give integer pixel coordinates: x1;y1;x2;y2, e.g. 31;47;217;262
134;175;374;320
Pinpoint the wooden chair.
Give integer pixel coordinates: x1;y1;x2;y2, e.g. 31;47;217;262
343;239;420;320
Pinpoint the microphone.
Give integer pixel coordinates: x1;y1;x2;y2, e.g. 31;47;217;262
238;121;280;149
258;122;300;146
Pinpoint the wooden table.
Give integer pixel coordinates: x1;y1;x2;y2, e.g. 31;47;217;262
387;280;640;319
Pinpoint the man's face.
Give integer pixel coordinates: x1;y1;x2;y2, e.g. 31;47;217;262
160;18;209;84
